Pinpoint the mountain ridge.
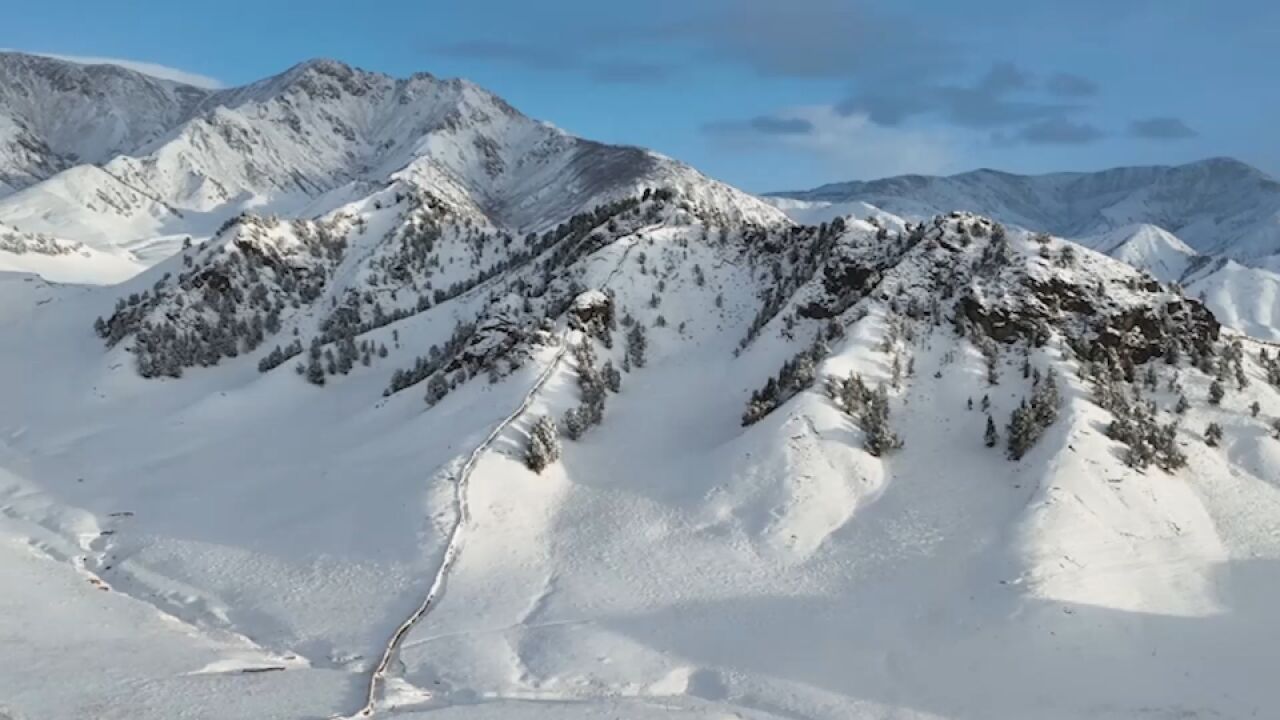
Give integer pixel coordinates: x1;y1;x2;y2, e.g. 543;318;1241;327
770;157;1280;262
0;52;784;270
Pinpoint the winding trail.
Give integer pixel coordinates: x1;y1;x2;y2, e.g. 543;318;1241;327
344;237;640;718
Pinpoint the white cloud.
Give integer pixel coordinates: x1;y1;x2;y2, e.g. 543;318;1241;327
4;49;225;89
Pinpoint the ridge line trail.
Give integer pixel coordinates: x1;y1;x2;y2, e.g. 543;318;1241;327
344;237;640;718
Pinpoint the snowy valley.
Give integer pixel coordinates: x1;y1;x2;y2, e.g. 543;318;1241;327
2;52;1279;720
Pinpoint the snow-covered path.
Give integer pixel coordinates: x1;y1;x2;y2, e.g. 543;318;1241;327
345;332;571;718
347;238;641;717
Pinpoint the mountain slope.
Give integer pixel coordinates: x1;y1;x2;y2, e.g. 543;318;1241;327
770;158;1280;263
0;51;209;196
3;196;1279;719
1074;223;1199;283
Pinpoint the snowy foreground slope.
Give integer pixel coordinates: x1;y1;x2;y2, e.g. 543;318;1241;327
2;177;1280;720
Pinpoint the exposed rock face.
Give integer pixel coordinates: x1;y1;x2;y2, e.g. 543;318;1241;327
568;290;614;332
781;212;1219;371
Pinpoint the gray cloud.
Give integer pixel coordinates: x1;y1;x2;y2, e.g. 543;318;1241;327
837;62;1081;130
433;41;672;85
1046;73;1099;97
703;115;815;137
979;62;1033;94
656;0;946;80
588;61;673;84
1129;116;1198;140
437;40;573;70
1017;117;1104;144
748;116;815;135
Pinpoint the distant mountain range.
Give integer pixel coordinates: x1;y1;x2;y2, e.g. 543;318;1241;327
770;158;1280;263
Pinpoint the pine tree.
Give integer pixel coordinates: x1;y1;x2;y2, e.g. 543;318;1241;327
305;356;326;386
984;340;1000;386
984;414;999;448
626;324;647;369
862;383;902;457
424;373;449;406
1208;380;1225;406
1175;394;1190;414
1205;422;1224;447
525;416;561;474
1007;399;1035;460
563;407;587;440
602;360;622;393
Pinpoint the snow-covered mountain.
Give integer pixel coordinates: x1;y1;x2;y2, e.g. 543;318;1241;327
0;51;209;196
1073;223;1198;283
0;53;781;275
770;158;1280;263
3;52;1280;720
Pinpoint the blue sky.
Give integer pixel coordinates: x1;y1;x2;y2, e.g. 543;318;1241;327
8;0;1278;192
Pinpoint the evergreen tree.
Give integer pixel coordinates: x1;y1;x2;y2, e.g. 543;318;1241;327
862;383;903;457
424;373;449;406
1251;401;1262;418
305;355;326;386
562;407;587;440
1208;379;1225;406
525;416;561;474
626;324;647;369
984;414;999;448
1205;422;1224;447
1007;399;1035;460
602;360;622;393
1175;394;1190;414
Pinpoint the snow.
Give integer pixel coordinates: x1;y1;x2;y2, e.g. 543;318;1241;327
1185;259;1280;341
1073;223;1198;283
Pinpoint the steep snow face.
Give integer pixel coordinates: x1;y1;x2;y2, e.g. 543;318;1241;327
771;158;1280;263
1184;258;1280;341
6;201;1280;719
0;55;785;269
1074;223;1199;283
0;52;209;195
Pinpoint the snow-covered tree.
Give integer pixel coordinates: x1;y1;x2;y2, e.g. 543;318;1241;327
1205;422;1224;447
1208;379;1225;406
1175;394;1190;414
525;416;561;473
626;324;647;369
602;360;622;393
862;383;903;457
